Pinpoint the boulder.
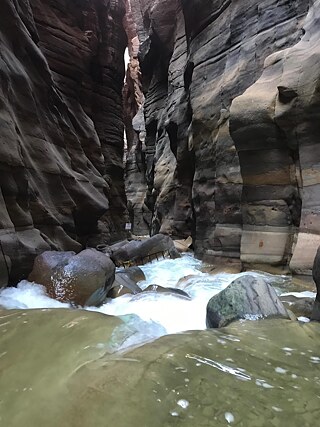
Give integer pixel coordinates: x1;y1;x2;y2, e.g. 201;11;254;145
110;234;180;266
311;247;320;321
28;251;76;287
206;275;290;328
28;249;115;306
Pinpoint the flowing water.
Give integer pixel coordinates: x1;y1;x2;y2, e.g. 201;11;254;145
0;255;319;426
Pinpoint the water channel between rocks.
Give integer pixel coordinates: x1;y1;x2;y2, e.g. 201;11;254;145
0;254;319;426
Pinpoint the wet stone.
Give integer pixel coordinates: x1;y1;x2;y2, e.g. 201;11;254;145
206;275;290;328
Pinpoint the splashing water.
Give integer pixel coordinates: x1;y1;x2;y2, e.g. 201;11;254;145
0;254;316;346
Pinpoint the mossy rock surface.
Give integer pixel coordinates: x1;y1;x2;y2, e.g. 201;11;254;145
206;275;289;328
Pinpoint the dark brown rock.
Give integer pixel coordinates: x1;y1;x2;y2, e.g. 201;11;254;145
0;0;128;284
110;234;180;266
28;249;115;306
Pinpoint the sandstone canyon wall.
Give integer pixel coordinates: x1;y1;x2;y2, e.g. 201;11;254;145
0;0;128;284
1;0;319;285
126;0;320;274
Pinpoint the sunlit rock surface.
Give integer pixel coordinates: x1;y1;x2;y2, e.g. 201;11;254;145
0;0;128;285
0;309;319;426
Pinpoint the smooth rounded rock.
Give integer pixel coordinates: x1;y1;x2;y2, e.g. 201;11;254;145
28;249;115;306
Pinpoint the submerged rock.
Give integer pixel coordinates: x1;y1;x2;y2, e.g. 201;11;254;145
76;266;145;303
118;267;146;283
28;249;115;306
107;272;142;299
206;275;289;328
144;285;190;299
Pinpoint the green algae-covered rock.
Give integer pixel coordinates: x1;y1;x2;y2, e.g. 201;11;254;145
206;275;290;328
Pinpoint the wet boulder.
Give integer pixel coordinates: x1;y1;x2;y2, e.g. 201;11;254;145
206;275;290;328
311;247;320;321
28;251;76;285
28;249;115;306
110;234;180;267
107;272;142;299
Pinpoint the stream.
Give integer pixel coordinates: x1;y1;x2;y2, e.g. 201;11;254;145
0;255;319;426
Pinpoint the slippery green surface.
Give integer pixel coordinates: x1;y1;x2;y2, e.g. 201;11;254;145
0;309;319;427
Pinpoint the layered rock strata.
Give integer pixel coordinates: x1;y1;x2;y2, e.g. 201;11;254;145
125;0;194;239
231;0;320;273
0;0;128;284
127;0;320;273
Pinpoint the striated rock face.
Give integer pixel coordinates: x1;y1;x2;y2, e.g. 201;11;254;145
231;0;320;273
127;0;320;273
124;0;194;238
182;0;308;265
2;0;319;281
0;0;128;284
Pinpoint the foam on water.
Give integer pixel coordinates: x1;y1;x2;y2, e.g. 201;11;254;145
0;254;315;345
280;291;316;299
0;281;69;310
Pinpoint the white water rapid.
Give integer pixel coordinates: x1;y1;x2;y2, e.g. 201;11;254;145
0;254;315;348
